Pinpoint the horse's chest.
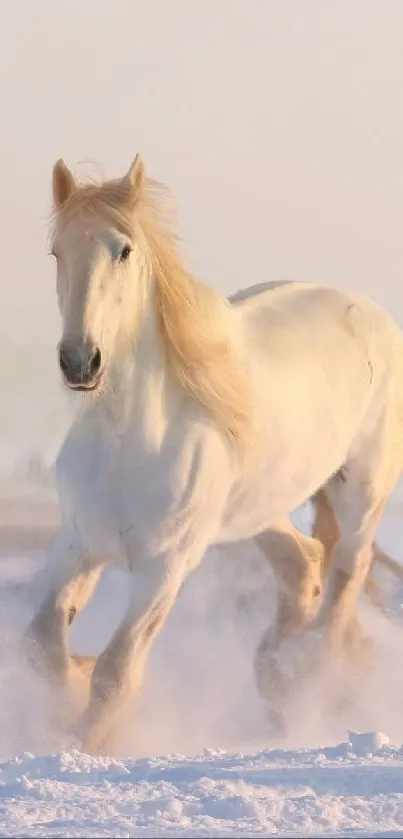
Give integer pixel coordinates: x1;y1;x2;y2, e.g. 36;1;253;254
57;430;148;556
56;426;190;558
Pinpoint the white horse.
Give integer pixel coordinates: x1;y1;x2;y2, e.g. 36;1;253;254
26;153;403;755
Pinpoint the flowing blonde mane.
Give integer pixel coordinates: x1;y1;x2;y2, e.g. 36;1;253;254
51;171;254;455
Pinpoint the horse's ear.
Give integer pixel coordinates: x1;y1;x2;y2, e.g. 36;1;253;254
52;159;76;209
124;154;145;194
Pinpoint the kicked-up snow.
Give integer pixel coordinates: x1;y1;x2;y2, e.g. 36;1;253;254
0;497;403;836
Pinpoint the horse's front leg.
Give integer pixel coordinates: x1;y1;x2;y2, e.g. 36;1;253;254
77;545;204;756
25;526;102;703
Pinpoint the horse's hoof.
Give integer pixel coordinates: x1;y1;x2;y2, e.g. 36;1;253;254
278;628;326;683
254;628;327;736
78;722;113;756
266;706;287;741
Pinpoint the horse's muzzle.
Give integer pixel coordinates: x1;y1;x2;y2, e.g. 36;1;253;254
58;341;103;391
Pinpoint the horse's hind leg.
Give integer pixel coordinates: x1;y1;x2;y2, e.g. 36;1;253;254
317;452;400;660
253;517;324;730
309;486;373;717
311;489;338;573
311;488;383;611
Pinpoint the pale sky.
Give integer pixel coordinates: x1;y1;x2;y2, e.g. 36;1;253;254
1;0;403;341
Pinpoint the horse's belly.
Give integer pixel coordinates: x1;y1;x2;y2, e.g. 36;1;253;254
218;495;287;542
218;339;378;543
218;481;304;542
218;435;348;543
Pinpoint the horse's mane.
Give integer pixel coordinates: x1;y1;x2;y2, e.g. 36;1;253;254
51;172;253;456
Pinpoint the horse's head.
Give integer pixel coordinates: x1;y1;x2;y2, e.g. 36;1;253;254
50;154;253;456
51;155;146;392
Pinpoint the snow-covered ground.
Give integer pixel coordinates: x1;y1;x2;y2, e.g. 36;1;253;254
3;738;403;838
1;497;403;836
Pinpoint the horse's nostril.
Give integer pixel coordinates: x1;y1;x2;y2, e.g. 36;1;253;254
89;347;102;377
59;346;68;374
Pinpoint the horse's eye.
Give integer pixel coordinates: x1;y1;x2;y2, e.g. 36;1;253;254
120;244;132;262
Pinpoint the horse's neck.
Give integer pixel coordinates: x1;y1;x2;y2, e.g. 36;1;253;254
93;289;183;448
81;267;241;449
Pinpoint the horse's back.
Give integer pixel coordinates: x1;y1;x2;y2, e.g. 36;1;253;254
230;279;403;367
228;279;298;306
